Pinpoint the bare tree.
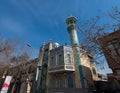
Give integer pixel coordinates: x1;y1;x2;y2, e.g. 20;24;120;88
109;7;120;23
78;16;108;57
0;36;33;79
78;7;120;70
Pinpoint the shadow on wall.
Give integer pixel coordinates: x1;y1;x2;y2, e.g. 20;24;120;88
81;65;94;89
94;80;120;93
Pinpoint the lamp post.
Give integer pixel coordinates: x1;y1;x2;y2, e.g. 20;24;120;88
25;42;32;93
26;42;42;93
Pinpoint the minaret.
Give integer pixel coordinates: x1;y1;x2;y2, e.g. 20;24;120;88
66;16;85;88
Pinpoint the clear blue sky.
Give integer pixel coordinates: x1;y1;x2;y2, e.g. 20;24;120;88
0;0;120;74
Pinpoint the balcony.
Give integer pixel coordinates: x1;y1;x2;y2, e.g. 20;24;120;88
48;64;75;73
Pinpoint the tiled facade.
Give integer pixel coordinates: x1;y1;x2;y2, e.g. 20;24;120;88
45;42;97;92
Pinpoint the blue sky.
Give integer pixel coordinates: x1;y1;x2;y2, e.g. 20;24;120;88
0;0;120;74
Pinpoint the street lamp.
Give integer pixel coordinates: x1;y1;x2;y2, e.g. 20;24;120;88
26;42;31;48
25;42;32;93
0;48;5;53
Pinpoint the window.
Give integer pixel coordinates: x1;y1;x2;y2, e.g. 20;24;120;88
56;78;59;88
92;67;96;75
58;54;62;65
106;39;120;60
59;78;62;88
65;79;68;88
50;56;54;66
55;77;69;88
51;78;55;88
68;76;74;88
67;54;71;64
55;55;57;65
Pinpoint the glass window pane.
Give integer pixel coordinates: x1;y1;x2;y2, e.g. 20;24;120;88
68;76;74;88
67;54;71;64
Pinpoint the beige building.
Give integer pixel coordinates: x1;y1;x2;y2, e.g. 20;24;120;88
39;42;97;93
79;48;98;81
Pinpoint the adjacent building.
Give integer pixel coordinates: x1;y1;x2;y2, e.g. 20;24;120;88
99;30;120;76
0;58;38;93
99;30;120;90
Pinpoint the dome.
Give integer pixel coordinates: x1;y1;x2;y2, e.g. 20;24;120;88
53;42;60;48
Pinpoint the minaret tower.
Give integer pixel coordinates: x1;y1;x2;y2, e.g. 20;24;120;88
66;16;85;88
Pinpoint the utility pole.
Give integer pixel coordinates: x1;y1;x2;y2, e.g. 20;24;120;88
66;16;85;88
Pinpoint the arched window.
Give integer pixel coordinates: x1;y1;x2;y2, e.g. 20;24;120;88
58;54;62;65
50;56;54;66
67;53;71;64
92;67;96;75
68;76;74;88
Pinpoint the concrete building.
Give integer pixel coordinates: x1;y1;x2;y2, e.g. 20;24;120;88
99;30;120;91
38;42;97;93
99;30;120;77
